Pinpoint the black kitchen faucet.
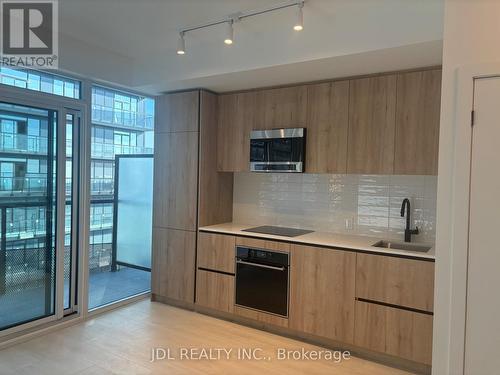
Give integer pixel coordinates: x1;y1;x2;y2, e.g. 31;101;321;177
401;198;419;242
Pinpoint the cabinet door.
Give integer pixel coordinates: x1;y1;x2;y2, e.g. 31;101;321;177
155;91;199;133
356;253;435;312
254;86;307;130
347;75;397;174
153;131;198;231
216;92;255;172
306;81;349;173
197;232;235;274
152;228;196;303
196;269;234;313
289;244;356;343
354;300;433;365
394;69;442;175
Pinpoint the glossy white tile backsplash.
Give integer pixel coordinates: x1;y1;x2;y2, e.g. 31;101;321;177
233;173;437;244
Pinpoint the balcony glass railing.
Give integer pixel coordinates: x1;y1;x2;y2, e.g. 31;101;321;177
91;178;114;195
91;143;153;159
0;176;47;195
0;133;48;154
92;106;154;130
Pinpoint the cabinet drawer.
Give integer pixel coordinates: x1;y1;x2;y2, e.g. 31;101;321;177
356;253;434;312
197;232;235;274
235;236;290;253
354;300;433;365
196;269;234;313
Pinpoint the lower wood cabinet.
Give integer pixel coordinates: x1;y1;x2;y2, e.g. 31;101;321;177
152;227;196;303
356;253;435;312
197;232;235;273
289;244;356;343
354;300;433;365
195;269;234;313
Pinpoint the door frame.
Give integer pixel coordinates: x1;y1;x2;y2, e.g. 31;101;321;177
0;83;89;338
433;62;500;375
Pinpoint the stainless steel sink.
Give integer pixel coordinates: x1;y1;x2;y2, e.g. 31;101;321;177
371;240;432;253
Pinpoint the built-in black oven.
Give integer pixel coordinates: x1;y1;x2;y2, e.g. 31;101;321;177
235;246;289;317
249;128;305;172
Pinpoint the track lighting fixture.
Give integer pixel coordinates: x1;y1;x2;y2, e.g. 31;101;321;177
224;20;234;45
293;2;304;31
176;0;305;56
176;32;185;55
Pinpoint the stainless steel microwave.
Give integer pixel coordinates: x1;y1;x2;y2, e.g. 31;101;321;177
249;128;305;172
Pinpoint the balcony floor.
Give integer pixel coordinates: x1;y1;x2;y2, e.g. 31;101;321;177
0;267;150;330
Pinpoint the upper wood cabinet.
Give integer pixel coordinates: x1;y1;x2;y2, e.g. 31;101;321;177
306;81;349;173
153;131;199;231
155;91;199;133
394;69;442;175
215;68;441;174
254;86;307;130
289;244;356;343
356;253;435;312
217;92;255;172
199;91;233;226
347;75;397;174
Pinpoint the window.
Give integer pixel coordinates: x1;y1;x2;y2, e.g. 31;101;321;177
0;67;81;99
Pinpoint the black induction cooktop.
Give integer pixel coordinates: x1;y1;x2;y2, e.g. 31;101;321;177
242;225;314;237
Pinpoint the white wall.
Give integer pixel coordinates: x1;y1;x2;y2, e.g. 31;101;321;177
233;173;437;243
434;1;500;374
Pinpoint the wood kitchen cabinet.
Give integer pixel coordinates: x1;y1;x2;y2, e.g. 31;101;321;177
196;269;234;313
198;91;233;226
254;85;308;130
216;92;255;172
197;232;235;274
153;131;199;231
394;69;442;175
152;227;196;303
306;81;349;173
354;300;433;365
347;75;397;174
289;244;356;343
356;253;435;312
155;91;199;133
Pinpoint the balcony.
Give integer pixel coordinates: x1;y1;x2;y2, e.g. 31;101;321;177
92;106;154;130
0;133;48;155
0;244;151;328
91;143;154;160
0;176;48;197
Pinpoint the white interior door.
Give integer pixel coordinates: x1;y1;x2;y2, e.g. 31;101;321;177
465;76;500;374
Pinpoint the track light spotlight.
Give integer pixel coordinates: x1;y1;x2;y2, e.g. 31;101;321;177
293;3;304;31
224;20;234;45
177;32;185;55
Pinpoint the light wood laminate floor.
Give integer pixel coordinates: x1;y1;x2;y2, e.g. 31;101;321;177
0;300;412;374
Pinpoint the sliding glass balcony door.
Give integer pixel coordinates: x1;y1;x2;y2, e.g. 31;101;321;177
0;100;80;333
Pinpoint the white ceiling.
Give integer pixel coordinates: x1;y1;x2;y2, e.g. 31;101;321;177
58;0;444;94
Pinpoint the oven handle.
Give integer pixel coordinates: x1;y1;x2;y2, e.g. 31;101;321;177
236;259;286;272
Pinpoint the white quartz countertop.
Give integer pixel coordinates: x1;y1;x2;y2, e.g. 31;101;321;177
199;223;435;260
